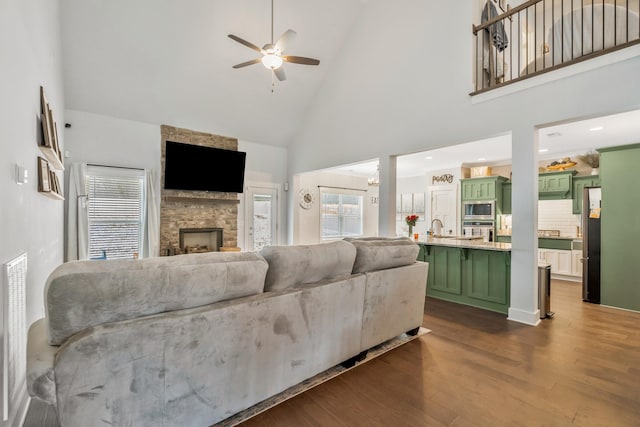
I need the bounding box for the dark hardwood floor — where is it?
[24,280,640,426]
[241,280,640,426]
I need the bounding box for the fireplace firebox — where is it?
[179,228,223,254]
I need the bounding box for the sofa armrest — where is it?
[27,318,57,405]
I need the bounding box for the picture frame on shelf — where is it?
[52,121,61,159]
[47,105,60,156]
[40,87,54,149]
[50,170,58,194]
[38,157,51,192]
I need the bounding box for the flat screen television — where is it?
[164,141,246,193]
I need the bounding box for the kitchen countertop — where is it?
[418,237,511,252]
[496,233,582,241]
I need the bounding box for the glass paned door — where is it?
[246,187,278,252]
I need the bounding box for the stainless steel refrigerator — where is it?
[582,187,601,303]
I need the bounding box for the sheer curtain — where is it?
[144,168,160,258]
[66,162,89,261]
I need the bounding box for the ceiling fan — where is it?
[227,0,320,83]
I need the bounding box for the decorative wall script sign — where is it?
[432,174,454,184]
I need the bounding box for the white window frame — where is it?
[85,165,146,260]
[320,187,364,240]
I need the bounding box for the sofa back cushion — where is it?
[345,237,419,273]
[260,240,356,291]
[45,252,268,345]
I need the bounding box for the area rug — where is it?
[214,327,431,426]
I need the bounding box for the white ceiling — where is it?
[60,0,640,161]
[328,109,640,178]
[60,0,366,146]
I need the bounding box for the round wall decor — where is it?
[299,188,315,209]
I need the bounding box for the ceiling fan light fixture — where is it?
[261,54,283,69]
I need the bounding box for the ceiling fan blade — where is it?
[232,59,262,69]
[274,67,286,81]
[275,29,297,52]
[282,55,320,66]
[228,34,264,54]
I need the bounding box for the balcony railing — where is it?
[472,0,640,95]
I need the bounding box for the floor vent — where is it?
[2,252,27,421]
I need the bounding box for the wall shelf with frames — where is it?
[37,156,64,200]
[37,86,64,200]
[39,86,64,171]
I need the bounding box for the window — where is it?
[320,190,364,239]
[86,166,145,260]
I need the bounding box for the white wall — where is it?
[287,1,640,325]
[293,171,379,244]
[63,110,288,254]
[0,0,64,424]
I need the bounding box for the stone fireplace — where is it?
[159,125,240,255]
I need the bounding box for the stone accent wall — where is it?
[160,125,240,254]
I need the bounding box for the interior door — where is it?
[245,187,278,252]
[429,186,458,235]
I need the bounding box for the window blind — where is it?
[86,166,145,260]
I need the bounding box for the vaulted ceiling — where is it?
[61,0,367,146]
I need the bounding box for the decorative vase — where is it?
[591,167,599,175]
[408,225,413,237]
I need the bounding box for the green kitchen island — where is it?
[418,238,511,314]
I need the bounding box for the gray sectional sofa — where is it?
[27,238,428,426]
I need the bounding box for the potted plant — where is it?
[577,151,600,175]
[405,214,419,237]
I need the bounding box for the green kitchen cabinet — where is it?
[538,171,576,200]
[422,245,462,295]
[572,175,600,214]
[417,243,426,262]
[463,249,510,306]
[599,144,640,311]
[501,182,512,214]
[421,244,510,314]
[461,176,507,201]
[538,238,572,251]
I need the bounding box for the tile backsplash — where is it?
[538,199,581,237]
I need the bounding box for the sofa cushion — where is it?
[345,237,419,273]
[260,240,356,291]
[26,319,57,406]
[45,252,268,345]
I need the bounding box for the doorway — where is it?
[428,185,458,235]
[245,186,278,252]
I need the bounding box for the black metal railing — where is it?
[472,0,640,94]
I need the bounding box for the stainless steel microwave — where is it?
[463,201,495,220]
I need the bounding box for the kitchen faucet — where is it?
[430,218,444,237]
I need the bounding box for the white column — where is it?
[378,155,397,237]
[508,127,540,326]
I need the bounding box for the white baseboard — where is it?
[507,307,541,326]
[601,304,640,314]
